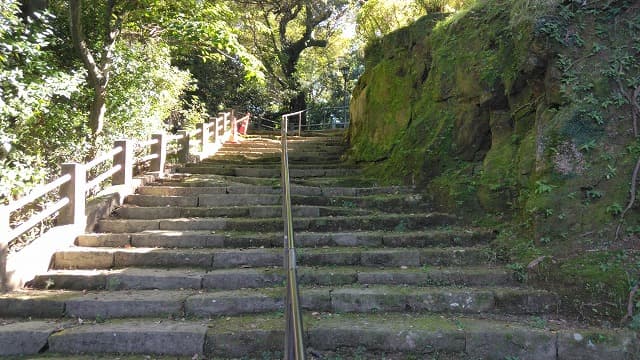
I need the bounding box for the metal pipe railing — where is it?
[280,110,306,360]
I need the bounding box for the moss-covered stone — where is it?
[348,0,640,319]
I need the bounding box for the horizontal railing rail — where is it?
[1,109,248,287]
[250,106,349,133]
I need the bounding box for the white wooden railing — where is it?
[0,110,248,291]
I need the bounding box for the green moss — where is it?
[545,250,640,318]
[348,0,640,321]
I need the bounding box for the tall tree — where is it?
[67,0,258,138]
[238,0,349,114]
[68,0,123,137]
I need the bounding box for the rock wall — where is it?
[348,0,640,317]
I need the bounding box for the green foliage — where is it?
[104,39,193,145]
[138,1,264,81]
[0,1,86,201]
[507,262,527,283]
[356,0,474,44]
[534,181,555,195]
[606,203,623,216]
[529,316,547,329]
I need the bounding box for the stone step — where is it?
[153,174,383,188]
[215,145,344,152]
[76,228,494,249]
[200,156,345,165]
[136,184,412,197]
[97,213,457,233]
[0,286,558,320]
[28,266,516,291]
[185,162,351,169]
[154,174,282,187]
[210,153,342,162]
[51,245,492,271]
[176,166,360,178]
[216,146,346,154]
[125,192,431,212]
[112,205,372,220]
[1,314,636,358]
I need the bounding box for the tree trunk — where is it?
[89,87,107,135]
[288,91,307,127]
[20,0,48,21]
[69,0,120,139]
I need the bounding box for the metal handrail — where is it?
[280,110,306,360]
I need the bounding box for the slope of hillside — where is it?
[348,0,640,324]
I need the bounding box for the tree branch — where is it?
[69,0,104,89]
[622,282,639,325]
[615,153,640,239]
[101,1,124,89]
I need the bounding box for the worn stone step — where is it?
[50,246,492,270]
[28,266,516,292]
[97,213,457,233]
[292,193,431,212]
[136,184,412,197]
[2,315,636,358]
[0,286,558,320]
[48,320,206,356]
[213,146,344,154]
[201,155,345,164]
[186,162,351,169]
[199,157,345,166]
[127,191,427,211]
[211,153,343,163]
[124,194,430,213]
[215,148,346,156]
[155,173,290,187]
[76,228,494,249]
[176,166,360,178]
[248,142,343,147]
[112,205,371,220]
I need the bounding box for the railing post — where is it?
[58,163,86,227]
[200,122,209,154]
[232,112,238,142]
[218,112,228,135]
[177,130,190,163]
[112,139,133,186]
[150,133,167,177]
[212,117,220,143]
[230,109,235,134]
[0,206,9,292]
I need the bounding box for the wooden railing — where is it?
[0,110,244,289]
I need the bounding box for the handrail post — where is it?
[230,109,235,134]
[0,207,9,292]
[0,207,9,239]
[150,133,167,177]
[58,163,86,227]
[211,118,218,143]
[298,113,302,137]
[200,122,209,154]
[232,112,238,142]
[112,139,133,186]
[218,112,229,135]
[177,130,190,163]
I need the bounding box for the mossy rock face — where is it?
[349,0,639,243]
[348,0,640,319]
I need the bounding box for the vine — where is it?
[614,82,640,240]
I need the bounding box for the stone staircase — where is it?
[1,131,637,359]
